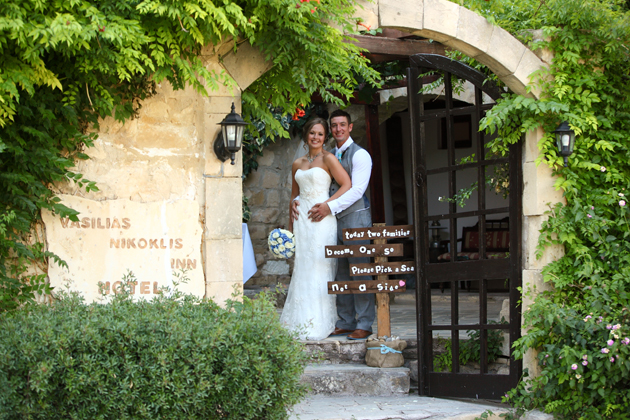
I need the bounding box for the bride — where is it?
[280,118,351,340]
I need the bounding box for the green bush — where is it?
[0,287,308,419]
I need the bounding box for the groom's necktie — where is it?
[336,150,343,163]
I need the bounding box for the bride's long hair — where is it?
[302,118,330,150]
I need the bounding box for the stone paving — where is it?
[289,394,509,420]
[295,289,511,341]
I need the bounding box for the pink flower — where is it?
[612,324,621,330]
[582,355,588,360]
[582,360,588,366]
[587,214,592,218]
[610,357,615,362]
[591,206,595,210]
[584,315,592,321]
[622,338,630,345]
[608,339,614,346]
[601,348,610,354]
[607,324,613,330]
[620,200,626,207]
[571,364,578,370]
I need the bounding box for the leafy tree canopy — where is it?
[0,0,378,310]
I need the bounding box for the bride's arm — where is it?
[288,160,301,232]
[324,154,351,203]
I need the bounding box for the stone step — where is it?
[301,364,410,396]
[304,338,419,365]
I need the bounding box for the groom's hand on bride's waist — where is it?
[291,199,300,222]
[308,203,331,222]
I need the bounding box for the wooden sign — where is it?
[349,261,415,276]
[325,244,403,258]
[343,225,413,241]
[328,279,407,295]
[324,223,416,338]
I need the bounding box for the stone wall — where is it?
[42,39,272,306]
[244,136,299,286]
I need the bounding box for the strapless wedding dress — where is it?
[280,167,337,340]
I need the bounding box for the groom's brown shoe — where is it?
[330,328,353,336]
[347,329,371,340]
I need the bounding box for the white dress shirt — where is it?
[327,137,372,215]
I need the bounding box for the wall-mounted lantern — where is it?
[554,121,576,167]
[213,102,248,165]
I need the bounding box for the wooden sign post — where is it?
[325,223,414,338]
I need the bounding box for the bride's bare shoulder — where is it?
[292,157,307,171]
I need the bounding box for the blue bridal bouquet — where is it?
[268,228,295,259]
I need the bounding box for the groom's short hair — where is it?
[329,109,351,125]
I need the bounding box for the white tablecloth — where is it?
[242,223,257,283]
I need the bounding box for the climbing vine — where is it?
[457,0,630,418]
[0,0,379,311]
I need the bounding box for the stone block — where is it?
[248,190,265,206]
[258,149,275,167]
[133,121,197,150]
[523,29,554,65]
[301,364,410,396]
[261,260,290,276]
[524,215,565,270]
[203,58,239,97]
[378,0,423,32]
[513,49,547,99]
[523,161,565,216]
[243,169,262,189]
[352,0,379,32]
[406,359,419,382]
[205,178,242,239]
[303,340,367,364]
[251,207,281,224]
[206,281,242,306]
[167,95,194,112]
[522,410,555,420]
[140,99,169,121]
[498,73,530,97]
[42,196,205,304]
[261,170,281,189]
[247,224,268,241]
[523,347,542,380]
[521,269,553,316]
[480,25,527,78]
[220,42,273,91]
[209,96,241,116]
[421,0,459,43]
[204,239,242,283]
[524,126,544,163]
[444,7,495,59]
[266,189,281,207]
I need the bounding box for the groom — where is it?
[298,109,375,340]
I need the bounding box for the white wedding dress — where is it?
[280,167,338,340]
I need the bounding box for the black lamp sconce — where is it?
[213,102,248,165]
[554,121,576,167]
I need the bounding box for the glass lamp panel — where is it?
[235,125,244,149]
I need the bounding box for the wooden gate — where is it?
[408,54,522,399]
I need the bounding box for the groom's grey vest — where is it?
[329,142,370,219]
